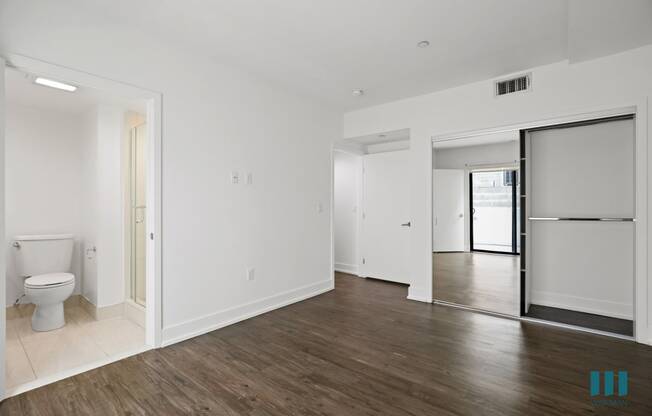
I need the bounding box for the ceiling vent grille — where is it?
[495,74,530,96]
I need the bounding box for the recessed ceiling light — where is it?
[34,77,77,92]
[352,89,364,97]
[417,40,430,48]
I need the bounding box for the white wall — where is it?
[81,105,126,308]
[0,0,339,345]
[344,45,652,342]
[333,151,361,274]
[80,107,99,305]
[434,141,518,251]
[5,103,85,304]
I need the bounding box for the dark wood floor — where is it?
[3,273,652,415]
[434,251,519,315]
[526,304,634,336]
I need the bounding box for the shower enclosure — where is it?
[129,123,147,306]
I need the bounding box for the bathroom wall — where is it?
[81,105,128,309]
[4,102,85,304]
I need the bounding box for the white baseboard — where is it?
[80,296,124,320]
[124,300,146,328]
[334,262,358,275]
[161,279,334,347]
[407,289,431,303]
[531,290,633,320]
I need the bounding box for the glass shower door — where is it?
[131,124,147,306]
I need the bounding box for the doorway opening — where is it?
[469,169,519,255]
[1,55,161,399]
[332,129,411,290]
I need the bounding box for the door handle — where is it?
[401,222,411,227]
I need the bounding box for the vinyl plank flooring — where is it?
[2,273,652,415]
[433,251,519,315]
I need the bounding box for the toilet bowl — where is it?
[24,273,75,332]
[13,234,76,332]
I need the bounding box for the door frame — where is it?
[0,53,163,398]
[431,101,648,345]
[469,169,519,255]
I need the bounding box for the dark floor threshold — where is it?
[525,304,633,337]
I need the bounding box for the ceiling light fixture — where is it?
[417,40,430,48]
[34,77,77,92]
[352,89,364,97]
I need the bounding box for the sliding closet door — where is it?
[526,118,635,321]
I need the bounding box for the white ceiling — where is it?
[15,0,652,111]
[5,68,147,115]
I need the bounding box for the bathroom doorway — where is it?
[0,55,162,399]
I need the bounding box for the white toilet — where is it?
[14,234,75,332]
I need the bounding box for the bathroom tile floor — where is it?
[5,303,145,390]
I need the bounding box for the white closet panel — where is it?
[527,117,635,320]
[530,221,634,319]
[530,120,634,218]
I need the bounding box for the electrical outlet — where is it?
[246,267,255,281]
[246,172,253,185]
[230,171,240,184]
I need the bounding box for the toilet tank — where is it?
[14,234,74,277]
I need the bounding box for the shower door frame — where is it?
[0,54,164,400]
[129,123,148,307]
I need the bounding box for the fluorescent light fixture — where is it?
[34,77,77,92]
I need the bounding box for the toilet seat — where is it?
[25,272,74,289]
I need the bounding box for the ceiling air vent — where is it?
[495,74,531,96]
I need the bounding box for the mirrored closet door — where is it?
[432,133,520,316]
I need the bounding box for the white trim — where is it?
[334,263,359,275]
[330,148,336,287]
[5,344,151,399]
[0,56,6,399]
[0,53,165,398]
[162,279,333,347]
[530,291,633,320]
[430,101,649,345]
[407,293,432,303]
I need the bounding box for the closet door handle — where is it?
[401,222,411,227]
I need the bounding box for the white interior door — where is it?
[433,169,465,252]
[361,150,410,284]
